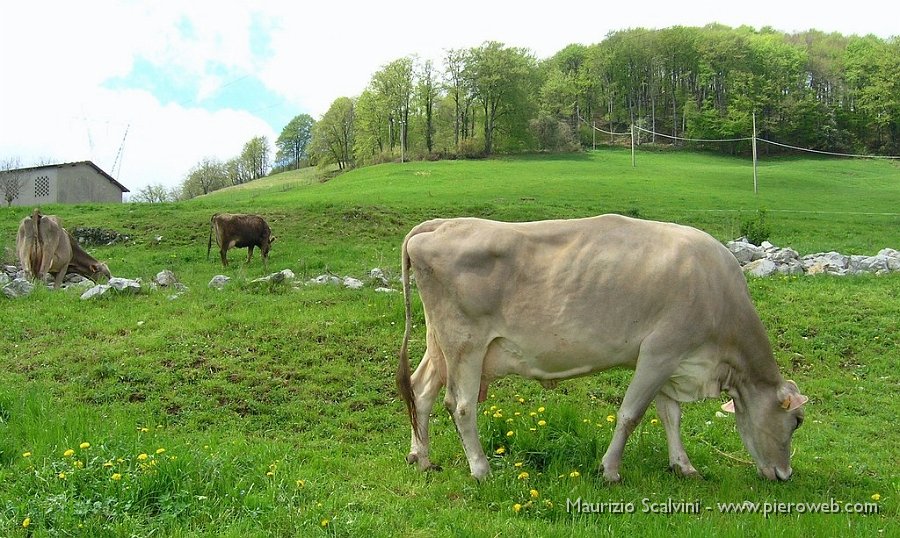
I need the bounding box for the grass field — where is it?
[0,148,897,536]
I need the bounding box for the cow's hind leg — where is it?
[407,346,444,472]
[444,349,490,480]
[601,337,677,482]
[655,392,699,478]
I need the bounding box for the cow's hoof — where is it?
[406,453,419,465]
[669,465,702,479]
[600,466,623,484]
[426,463,443,472]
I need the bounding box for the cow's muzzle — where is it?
[759,466,793,481]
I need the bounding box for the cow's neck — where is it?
[719,344,784,403]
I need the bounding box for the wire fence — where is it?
[578,115,900,160]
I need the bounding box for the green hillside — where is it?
[0,150,897,537]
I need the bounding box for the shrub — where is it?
[740,209,771,245]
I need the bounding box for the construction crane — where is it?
[111,124,129,178]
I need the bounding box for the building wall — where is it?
[9,168,59,207]
[57,163,123,203]
[9,163,124,206]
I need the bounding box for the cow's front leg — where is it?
[601,353,671,482]
[655,392,699,478]
[444,356,489,480]
[407,350,444,472]
[52,263,69,289]
[246,246,255,264]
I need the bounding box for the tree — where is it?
[466,42,539,154]
[275,114,315,171]
[311,97,355,170]
[224,157,250,186]
[417,58,438,153]
[132,183,178,203]
[180,157,228,199]
[241,136,271,181]
[1,157,27,207]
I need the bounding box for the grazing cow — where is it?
[396,214,807,482]
[207,213,276,268]
[16,208,112,288]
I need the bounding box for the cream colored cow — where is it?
[16,209,111,288]
[397,214,807,482]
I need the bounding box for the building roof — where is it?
[11,160,130,193]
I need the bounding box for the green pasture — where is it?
[0,148,897,536]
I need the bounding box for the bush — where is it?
[740,209,771,245]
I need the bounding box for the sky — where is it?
[1,1,896,197]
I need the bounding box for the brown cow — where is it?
[16,208,112,288]
[207,213,276,268]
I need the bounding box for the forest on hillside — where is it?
[170,25,897,200]
[302,25,898,168]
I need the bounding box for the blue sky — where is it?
[1,1,895,195]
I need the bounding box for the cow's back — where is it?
[406,214,760,377]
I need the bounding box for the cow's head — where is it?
[262,236,276,256]
[722,379,808,481]
[89,262,112,282]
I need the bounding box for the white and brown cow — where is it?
[16,208,112,288]
[396,214,807,482]
[207,213,276,268]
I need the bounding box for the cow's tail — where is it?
[396,220,444,445]
[397,227,419,441]
[28,208,43,277]
[206,214,216,260]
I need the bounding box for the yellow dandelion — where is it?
[296,479,306,488]
[569,470,581,478]
[156,448,166,455]
[74,460,84,469]
[137,453,149,461]
[537,420,547,427]
[22,517,31,528]
[139,427,149,433]
[514,462,524,468]
[493,412,503,418]
[513,503,522,513]
[871,493,881,501]
[537,406,545,413]
[58,472,67,479]
[266,471,274,477]
[517,471,529,480]
[22,451,32,458]
[79,442,90,449]
[606,415,616,423]
[63,449,75,457]
[321,519,329,527]
[103,461,114,468]
[111,473,122,481]
[650,418,659,425]
[530,489,539,499]
[529,427,537,432]
[518,397,525,403]
[495,446,506,455]
[506,431,515,437]
[490,405,497,411]
[529,411,537,417]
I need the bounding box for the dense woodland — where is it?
[170,25,899,200]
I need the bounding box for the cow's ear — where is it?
[777,380,809,411]
[721,399,735,414]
